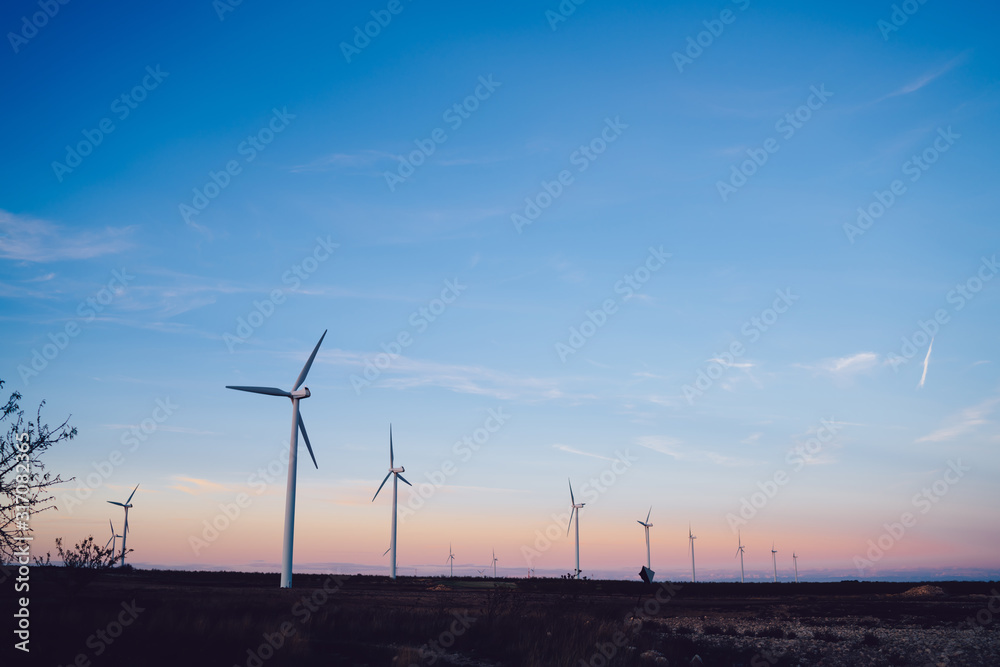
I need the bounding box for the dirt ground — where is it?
[12,569,1000,666]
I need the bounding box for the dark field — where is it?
[14,569,1000,666]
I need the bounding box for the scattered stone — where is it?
[900,585,946,597]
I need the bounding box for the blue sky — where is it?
[2,0,998,581]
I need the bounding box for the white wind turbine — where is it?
[637,507,653,571]
[226,330,326,589]
[688,524,697,583]
[567,479,585,579]
[771,542,779,583]
[372,425,412,580]
[105,520,123,562]
[447,543,455,578]
[107,484,138,567]
[492,549,499,578]
[793,552,799,583]
[735,531,746,583]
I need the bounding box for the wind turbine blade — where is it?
[383,546,391,557]
[645,507,652,524]
[106,536,114,549]
[637,520,645,526]
[566,507,576,536]
[126,483,139,505]
[226,386,291,398]
[372,472,392,501]
[397,473,412,487]
[389,424,394,468]
[568,478,575,505]
[292,330,327,391]
[108,501,125,507]
[298,414,318,469]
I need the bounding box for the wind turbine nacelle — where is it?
[391,466,405,474]
[291,387,311,399]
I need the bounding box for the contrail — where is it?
[918,336,934,388]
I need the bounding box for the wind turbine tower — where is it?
[793,552,799,583]
[492,549,498,578]
[107,484,138,567]
[688,524,697,583]
[567,479,585,579]
[226,330,326,588]
[735,531,746,583]
[637,507,653,571]
[372,425,412,580]
[447,543,455,578]
[771,542,779,583]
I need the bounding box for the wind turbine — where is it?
[372,425,412,580]
[793,552,799,583]
[105,520,122,562]
[446,543,455,578]
[771,542,778,583]
[567,479,585,579]
[107,484,138,567]
[688,524,697,583]
[637,507,653,571]
[492,549,498,578]
[735,531,746,583]
[226,330,326,589]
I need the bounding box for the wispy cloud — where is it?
[636,436,757,467]
[169,476,232,495]
[798,352,880,377]
[708,357,754,369]
[319,350,573,402]
[916,396,999,443]
[552,444,615,462]
[104,424,220,436]
[878,53,967,102]
[288,150,395,173]
[917,337,934,389]
[0,210,133,262]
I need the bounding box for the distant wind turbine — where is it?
[771,542,778,583]
[372,425,412,580]
[793,552,799,583]
[735,531,746,583]
[688,524,697,583]
[567,479,585,579]
[105,519,122,562]
[492,549,498,578]
[226,330,326,588]
[637,507,653,571]
[447,543,455,578]
[107,484,138,567]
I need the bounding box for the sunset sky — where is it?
[2,0,998,581]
